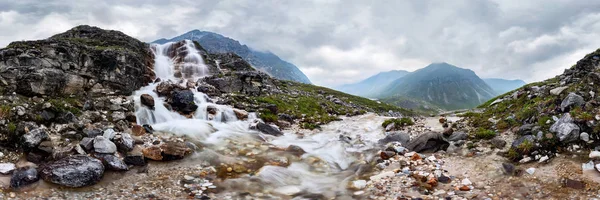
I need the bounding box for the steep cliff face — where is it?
[0,25,155,97]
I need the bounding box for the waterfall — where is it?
[130,40,386,198]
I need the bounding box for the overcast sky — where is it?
[2,0,600,87]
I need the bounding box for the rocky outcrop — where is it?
[0,25,154,97]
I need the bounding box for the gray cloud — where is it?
[1,0,600,87]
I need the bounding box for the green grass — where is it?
[0,105,10,120]
[250,81,413,125]
[7,122,16,133]
[47,98,82,116]
[382,117,414,129]
[474,128,496,140]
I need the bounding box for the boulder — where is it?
[113,133,134,152]
[285,145,306,157]
[550,86,568,95]
[83,128,103,138]
[124,146,146,166]
[160,141,192,160]
[252,122,283,136]
[40,155,104,188]
[233,109,249,120]
[142,146,163,161]
[93,154,128,171]
[140,94,155,109]
[93,136,117,154]
[156,82,175,96]
[22,128,48,149]
[447,132,468,142]
[560,93,584,112]
[170,90,198,115]
[405,132,449,153]
[550,113,580,143]
[511,135,536,149]
[378,132,410,146]
[79,137,94,152]
[10,167,39,189]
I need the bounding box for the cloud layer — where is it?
[2,0,600,87]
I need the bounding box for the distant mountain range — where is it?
[483,78,526,94]
[153,30,312,84]
[337,63,525,111]
[335,70,409,97]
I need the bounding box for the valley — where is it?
[0,23,598,200]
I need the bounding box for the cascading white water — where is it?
[131,40,388,198]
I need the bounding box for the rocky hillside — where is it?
[335,70,409,97]
[380,62,497,110]
[153,30,312,84]
[483,78,526,94]
[463,48,600,162]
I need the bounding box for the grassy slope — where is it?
[249,81,414,128]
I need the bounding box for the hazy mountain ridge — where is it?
[379,63,497,110]
[153,30,312,84]
[483,78,527,94]
[335,70,409,97]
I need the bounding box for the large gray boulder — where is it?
[10,167,39,188]
[550,113,580,143]
[560,93,584,112]
[170,90,198,115]
[93,136,117,154]
[40,155,104,187]
[22,128,48,149]
[405,132,449,153]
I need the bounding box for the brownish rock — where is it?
[459,185,470,191]
[131,125,146,136]
[233,109,249,120]
[160,141,192,160]
[564,179,585,189]
[140,94,155,109]
[380,151,396,160]
[411,153,422,161]
[442,127,454,136]
[427,177,438,187]
[439,117,446,124]
[142,146,163,161]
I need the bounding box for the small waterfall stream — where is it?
[131,40,387,198]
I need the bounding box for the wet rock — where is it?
[405,132,449,153]
[113,133,134,152]
[160,141,192,160]
[93,136,117,154]
[447,131,467,142]
[170,90,198,115]
[378,132,410,145]
[10,167,39,189]
[83,127,103,138]
[196,83,220,96]
[0,163,16,175]
[131,124,146,136]
[550,113,580,143]
[40,155,104,188]
[22,128,49,149]
[286,145,306,157]
[437,174,451,184]
[560,93,584,112]
[79,137,94,151]
[140,94,155,109]
[156,82,175,96]
[124,146,146,166]
[490,137,507,149]
[94,154,128,171]
[142,146,163,161]
[207,106,217,115]
[233,109,249,120]
[252,122,283,136]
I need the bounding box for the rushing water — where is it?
[132,40,389,198]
